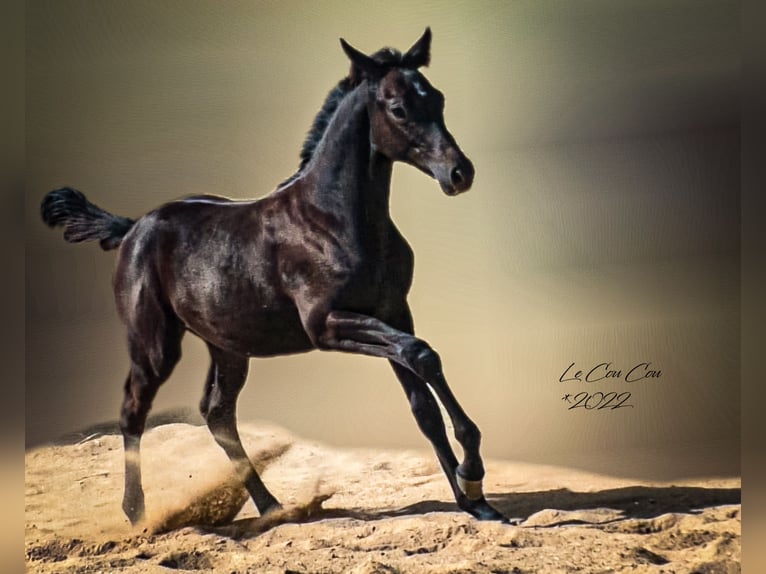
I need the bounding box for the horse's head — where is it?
[340,28,475,196]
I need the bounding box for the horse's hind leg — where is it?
[120,367,158,524]
[200,344,281,516]
[119,322,183,524]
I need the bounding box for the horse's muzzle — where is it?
[440,156,474,196]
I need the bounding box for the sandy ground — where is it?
[25,420,740,573]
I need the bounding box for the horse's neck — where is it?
[302,85,393,223]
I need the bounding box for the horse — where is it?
[40,28,508,524]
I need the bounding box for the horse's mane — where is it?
[278,47,412,188]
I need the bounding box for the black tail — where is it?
[40,187,136,251]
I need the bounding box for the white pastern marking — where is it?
[456,474,484,501]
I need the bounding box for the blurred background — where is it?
[26,0,739,479]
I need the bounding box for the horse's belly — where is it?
[177,298,314,357]
[237,311,315,357]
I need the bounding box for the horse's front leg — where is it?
[318,310,508,522]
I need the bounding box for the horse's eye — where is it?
[390,105,407,121]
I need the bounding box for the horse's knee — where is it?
[404,341,442,380]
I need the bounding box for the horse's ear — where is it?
[402,27,431,69]
[340,38,384,82]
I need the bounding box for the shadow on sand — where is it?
[212,484,740,539]
[394,485,740,522]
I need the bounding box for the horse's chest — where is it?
[337,232,414,312]
[278,218,414,317]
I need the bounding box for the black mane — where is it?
[278,47,411,188]
[297,78,354,172]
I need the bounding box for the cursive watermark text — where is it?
[559,361,662,384]
[558,361,662,411]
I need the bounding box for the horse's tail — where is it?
[40,187,136,251]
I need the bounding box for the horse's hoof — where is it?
[260,501,283,517]
[461,497,511,523]
[122,496,146,525]
[123,506,145,526]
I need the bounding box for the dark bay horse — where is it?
[41,28,507,524]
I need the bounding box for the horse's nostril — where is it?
[450,167,464,186]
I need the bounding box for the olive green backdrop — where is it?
[26,0,740,479]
